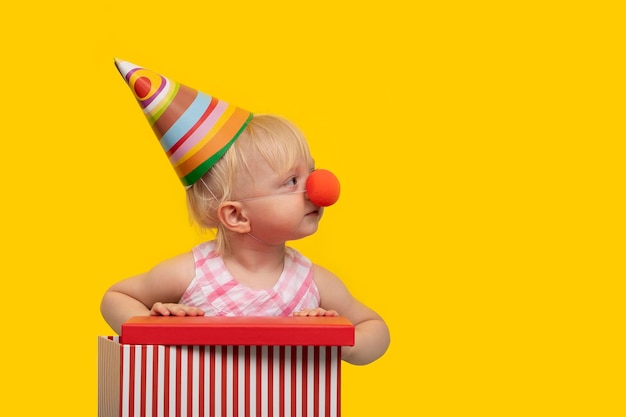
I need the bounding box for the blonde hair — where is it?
[186,114,313,254]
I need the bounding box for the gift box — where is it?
[98,316,354,417]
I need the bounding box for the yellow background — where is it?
[1,1,623,415]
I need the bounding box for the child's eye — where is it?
[285,177,298,187]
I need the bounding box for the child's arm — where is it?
[100,252,203,334]
[312,265,390,365]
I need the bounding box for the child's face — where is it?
[235,156,322,244]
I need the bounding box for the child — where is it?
[101,60,390,365]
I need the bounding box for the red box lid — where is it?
[121,316,355,346]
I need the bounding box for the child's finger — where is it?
[150,302,171,316]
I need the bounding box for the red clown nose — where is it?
[306,169,341,207]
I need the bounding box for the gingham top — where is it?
[179,241,320,316]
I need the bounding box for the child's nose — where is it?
[305,169,341,207]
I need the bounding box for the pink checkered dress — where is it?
[179,241,320,316]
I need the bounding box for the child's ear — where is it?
[217,202,250,233]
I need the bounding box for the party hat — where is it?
[114,59,253,187]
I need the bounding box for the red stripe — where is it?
[164,347,170,417]
[176,347,182,417]
[256,347,262,417]
[166,97,219,156]
[279,347,285,417]
[141,346,148,417]
[244,346,251,417]
[129,346,136,417]
[222,347,228,417]
[314,347,320,417]
[233,347,239,417]
[325,347,332,417]
[199,346,205,417]
[268,346,274,417]
[210,346,216,417]
[152,347,159,417]
[337,347,342,417]
[187,347,193,417]
[302,347,308,417]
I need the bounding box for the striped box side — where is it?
[118,344,342,417]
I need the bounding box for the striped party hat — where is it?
[114,59,253,188]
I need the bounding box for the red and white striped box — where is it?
[98,316,354,417]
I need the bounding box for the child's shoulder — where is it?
[191,240,219,260]
[147,249,196,282]
[311,263,341,286]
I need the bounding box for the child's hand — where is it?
[293,307,339,317]
[150,302,205,317]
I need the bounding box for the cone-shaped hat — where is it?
[115,59,253,188]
